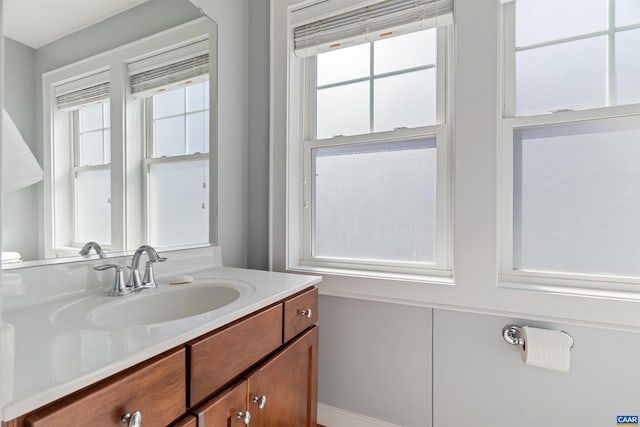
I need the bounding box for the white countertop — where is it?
[1,265,321,421]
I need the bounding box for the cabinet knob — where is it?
[236,410,251,425]
[253,394,267,410]
[299,308,312,319]
[121,411,142,427]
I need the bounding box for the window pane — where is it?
[513,117,640,277]
[616,0,640,27]
[154,116,185,156]
[80,104,104,132]
[103,103,110,128]
[615,29,640,105]
[317,44,370,86]
[104,130,111,164]
[187,112,208,154]
[317,81,370,139]
[76,169,111,244]
[515,0,607,47]
[373,69,436,132]
[515,36,606,115]
[374,29,436,75]
[314,139,436,263]
[154,88,185,118]
[187,82,206,112]
[148,160,209,247]
[79,130,104,166]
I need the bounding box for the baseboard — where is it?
[317,403,402,427]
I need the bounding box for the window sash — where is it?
[296,26,451,274]
[502,0,640,117]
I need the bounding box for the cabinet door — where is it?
[195,380,248,427]
[247,325,318,427]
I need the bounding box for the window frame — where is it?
[499,1,640,291]
[71,104,112,248]
[142,86,211,246]
[288,25,454,279]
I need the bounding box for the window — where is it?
[288,0,453,277]
[74,102,111,245]
[501,0,640,287]
[144,82,210,247]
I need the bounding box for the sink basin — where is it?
[52,281,251,328]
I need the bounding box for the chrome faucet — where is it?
[94,245,166,296]
[125,245,167,290]
[79,241,106,258]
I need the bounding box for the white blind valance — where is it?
[128,39,210,98]
[292,0,454,57]
[55,70,110,112]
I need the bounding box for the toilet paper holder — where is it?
[502,325,574,350]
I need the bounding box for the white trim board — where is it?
[318,404,403,427]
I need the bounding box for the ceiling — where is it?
[4,0,150,49]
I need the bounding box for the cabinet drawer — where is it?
[188,304,282,406]
[24,348,185,427]
[283,287,318,342]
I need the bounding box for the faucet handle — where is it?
[139,257,165,289]
[95,264,129,296]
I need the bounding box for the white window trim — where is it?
[499,1,640,292]
[286,22,454,281]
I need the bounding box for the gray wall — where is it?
[319,296,432,426]
[3,38,38,261]
[433,310,640,427]
[247,0,270,271]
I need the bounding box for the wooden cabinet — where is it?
[191,325,319,427]
[3,287,318,427]
[189,381,249,427]
[188,304,283,406]
[283,287,318,342]
[19,348,185,427]
[247,325,318,427]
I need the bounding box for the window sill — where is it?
[499,275,640,302]
[286,263,454,286]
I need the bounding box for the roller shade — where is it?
[55,71,110,112]
[128,39,210,98]
[292,0,454,57]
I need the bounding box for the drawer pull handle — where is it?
[236,410,251,425]
[299,308,312,319]
[253,394,267,409]
[121,411,142,427]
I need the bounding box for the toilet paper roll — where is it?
[521,326,571,372]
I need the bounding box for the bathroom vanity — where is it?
[1,247,320,427]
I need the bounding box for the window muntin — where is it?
[502,0,640,287]
[315,28,438,139]
[145,81,210,247]
[303,27,449,273]
[512,0,640,116]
